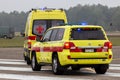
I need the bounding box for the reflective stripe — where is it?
[32,46,63,52]
[32,47,40,52]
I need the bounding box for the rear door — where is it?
[69,27,109,59]
[48,28,65,63]
[40,29,52,62]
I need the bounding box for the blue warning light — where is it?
[77,28,81,32]
[80,22,87,25]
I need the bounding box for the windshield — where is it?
[33,20,64,35]
[70,28,106,40]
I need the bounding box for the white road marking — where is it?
[109,67,120,70]
[0,59,120,79]
[0,73,91,80]
[102,72,120,77]
[0,59,25,65]
[0,61,26,65]
[0,66,32,72]
[110,64,120,67]
[0,59,24,62]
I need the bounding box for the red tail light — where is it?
[96,42,112,52]
[28,42,31,48]
[27,36,36,40]
[64,42,75,49]
[64,42,82,52]
[104,42,112,49]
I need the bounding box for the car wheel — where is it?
[31,54,41,71]
[71,65,80,71]
[23,53,27,61]
[94,64,109,74]
[4,35,7,39]
[26,57,31,65]
[52,54,64,75]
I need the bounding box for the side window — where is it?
[50,29,58,41]
[55,29,64,40]
[42,30,52,42]
[50,28,64,41]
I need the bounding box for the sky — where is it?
[0,0,120,12]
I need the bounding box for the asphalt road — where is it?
[0,47,120,80]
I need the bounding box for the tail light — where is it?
[26,36,36,49]
[64,42,82,52]
[104,42,112,49]
[28,42,31,48]
[27,36,36,40]
[103,41,112,52]
[64,42,75,49]
[96,42,112,52]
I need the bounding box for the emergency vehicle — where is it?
[23,8,67,65]
[31,25,113,75]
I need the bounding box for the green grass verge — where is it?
[0,37,24,48]
[108,36,120,46]
[0,36,119,48]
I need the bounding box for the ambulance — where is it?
[23,8,67,65]
[31,25,113,75]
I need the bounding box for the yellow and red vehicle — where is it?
[31,25,113,75]
[23,8,67,64]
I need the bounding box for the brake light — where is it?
[64,42,82,52]
[28,42,31,48]
[104,42,112,49]
[96,42,112,52]
[27,36,36,40]
[64,42,75,49]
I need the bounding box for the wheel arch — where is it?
[30,50,36,60]
[52,52,58,59]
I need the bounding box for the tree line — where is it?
[0,4,120,32]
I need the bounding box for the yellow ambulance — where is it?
[23,8,67,65]
[31,25,112,75]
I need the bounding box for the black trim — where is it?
[70,57,108,59]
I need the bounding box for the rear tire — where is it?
[94,64,109,74]
[31,54,41,71]
[52,54,65,75]
[23,53,27,61]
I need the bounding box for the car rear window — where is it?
[70,28,106,40]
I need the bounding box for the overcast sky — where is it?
[0,0,120,12]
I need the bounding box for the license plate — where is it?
[85,49,94,52]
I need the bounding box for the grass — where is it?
[108,36,120,46]
[0,36,119,48]
[0,37,24,48]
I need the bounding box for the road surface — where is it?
[0,47,120,80]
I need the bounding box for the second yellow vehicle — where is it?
[23,8,67,65]
[31,25,113,75]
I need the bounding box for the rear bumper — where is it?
[58,50,113,66]
[60,58,112,66]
